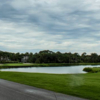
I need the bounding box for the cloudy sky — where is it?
[0,0,100,54]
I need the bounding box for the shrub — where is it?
[83,67,93,72]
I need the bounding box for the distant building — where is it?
[21,56,29,63]
[0,56,10,62]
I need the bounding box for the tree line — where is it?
[0,50,100,63]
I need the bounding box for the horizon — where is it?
[0,49,99,55]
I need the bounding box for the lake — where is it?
[1,65,100,74]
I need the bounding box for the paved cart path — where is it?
[0,79,88,100]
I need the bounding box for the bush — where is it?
[83,67,93,72]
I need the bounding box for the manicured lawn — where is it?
[0,63,100,69]
[0,72,100,100]
[3,63,34,66]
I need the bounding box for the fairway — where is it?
[0,63,100,69]
[0,72,100,100]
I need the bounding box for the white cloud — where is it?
[83,0,100,11]
[0,0,100,54]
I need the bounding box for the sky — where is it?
[0,0,100,54]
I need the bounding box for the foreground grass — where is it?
[0,72,100,100]
[0,63,100,69]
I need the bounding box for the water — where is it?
[1,65,100,74]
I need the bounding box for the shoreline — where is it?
[0,63,100,69]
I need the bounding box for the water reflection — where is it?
[1,65,100,74]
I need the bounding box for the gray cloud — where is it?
[0,0,100,54]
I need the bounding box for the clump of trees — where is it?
[0,50,100,63]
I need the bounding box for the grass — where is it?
[83,67,100,73]
[0,63,100,69]
[91,67,100,72]
[0,72,100,100]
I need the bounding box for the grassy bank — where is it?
[0,72,100,100]
[83,67,100,73]
[0,63,100,69]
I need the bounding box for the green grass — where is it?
[83,67,100,73]
[0,72,100,100]
[0,63,100,69]
[92,67,100,72]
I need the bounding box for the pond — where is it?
[1,65,100,74]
